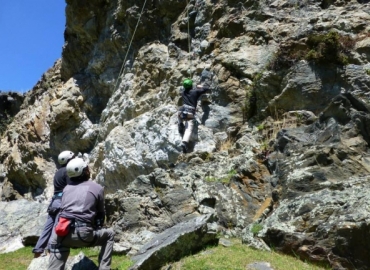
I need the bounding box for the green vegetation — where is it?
[205,169,237,184]
[256,111,301,156]
[199,151,213,162]
[216,137,235,152]
[243,73,263,122]
[251,223,263,235]
[154,186,163,197]
[294,111,304,126]
[221,169,237,184]
[220,176,230,185]
[0,247,33,270]
[269,30,355,71]
[257,123,265,131]
[305,30,354,65]
[0,239,332,270]
[167,238,330,270]
[259,139,270,153]
[366,69,370,76]
[0,246,133,270]
[205,176,217,182]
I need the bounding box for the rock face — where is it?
[253,95,370,269]
[2,0,370,269]
[0,92,24,119]
[0,92,24,138]
[0,200,47,253]
[27,252,98,270]
[130,214,218,270]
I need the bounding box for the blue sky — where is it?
[0,0,66,93]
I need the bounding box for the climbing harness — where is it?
[50,219,96,260]
[49,243,70,261]
[54,218,97,245]
[47,192,63,216]
[74,220,97,246]
[179,104,196,120]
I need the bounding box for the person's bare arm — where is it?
[196,84,211,94]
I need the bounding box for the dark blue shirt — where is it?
[53,167,71,193]
[181,86,210,109]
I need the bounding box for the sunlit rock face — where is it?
[3,0,370,269]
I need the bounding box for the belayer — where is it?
[48,157,115,270]
[178,78,211,153]
[32,150,75,258]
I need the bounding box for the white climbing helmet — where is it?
[66,158,88,178]
[58,151,75,165]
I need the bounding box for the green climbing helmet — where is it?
[183,78,193,89]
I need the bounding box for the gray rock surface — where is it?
[27,252,98,270]
[0,91,24,119]
[1,0,370,269]
[130,214,218,270]
[0,200,47,253]
[247,262,274,270]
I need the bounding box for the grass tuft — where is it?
[0,239,332,270]
[269,30,355,71]
[0,246,133,270]
[165,238,330,270]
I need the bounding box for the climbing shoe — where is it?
[178,122,185,137]
[33,251,47,258]
[181,142,188,154]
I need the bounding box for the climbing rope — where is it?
[186,0,192,78]
[112,0,148,95]
[93,0,148,149]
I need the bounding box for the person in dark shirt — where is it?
[48,158,115,270]
[178,78,211,153]
[32,150,75,258]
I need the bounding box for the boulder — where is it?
[27,252,98,270]
[130,214,218,270]
[0,200,47,253]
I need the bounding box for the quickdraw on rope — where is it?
[112,0,148,95]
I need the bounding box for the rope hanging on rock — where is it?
[186,0,192,78]
[112,0,148,94]
[94,0,148,149]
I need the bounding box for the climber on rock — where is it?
[32,150,75,258]
[178,78,211,153]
